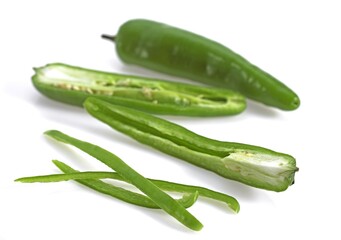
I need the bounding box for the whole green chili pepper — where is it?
[32,63,246,116]
[84,97,298,192]
[16,160,240,213]
[16,160,199,209]
[103,19,300,110]
[45,130,203,231]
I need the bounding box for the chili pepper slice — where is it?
[32,63,246,116]
[16,160,199,209]
[84,97,298,192]
[16,160,240,213]
[44,130,203,231]
[103,19,300,111]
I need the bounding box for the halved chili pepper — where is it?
[84,97,298,192]
[103,19,300,111]
[32,63,246,116]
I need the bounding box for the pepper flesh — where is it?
[84,97,298,192]
[106,19,300,110]
[45,130,203,231]
[32,63,246,116]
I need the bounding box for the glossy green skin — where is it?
[84,98,298,192]
[45,130,203,231]
[16,160,240,213]
[113,19,300,110]
[32,63,246,116]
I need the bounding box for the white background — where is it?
[1,0,340,239]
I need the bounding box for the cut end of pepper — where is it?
[229,198,241,213]
[44,130,72,145]
[189,220,204,231]
[44,129,60,137]
[222,150,298,192]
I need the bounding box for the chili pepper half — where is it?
[32,63,246,116]
[84,97,298,192]
[103,19,300,111]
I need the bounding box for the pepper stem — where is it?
[101,34,116,42]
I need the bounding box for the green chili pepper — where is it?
[44,130,203,231]
[16,160,239,213]
[32,63,245,116]
[84,97,298,192]
[16,160,199,209]
[102,19,300,110]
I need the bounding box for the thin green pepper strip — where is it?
[44,130,203,231]
[16,160,199,209]
[84,97,298,192]
[16,160,239,213]
[32,63,246,116]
